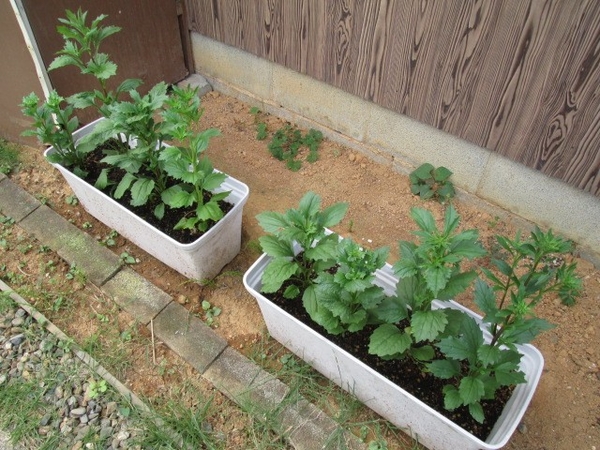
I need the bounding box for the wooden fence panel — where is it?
[186,0,600,197]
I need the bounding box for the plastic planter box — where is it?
[45,118,249,281]
[243,251,544,450]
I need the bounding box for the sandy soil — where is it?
[6,90,600,449]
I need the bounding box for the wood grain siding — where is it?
[186,0,600,196]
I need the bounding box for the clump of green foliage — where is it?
[48,8,142,117]
[257,191,348,304]
[0,140,20,175]
[409,163,455,202]
[249,107,269,140]
[249,107,324,171]
[369,205,486,362]
[427,226,581,423]
[267,124,323,171]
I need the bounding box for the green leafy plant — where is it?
[119,252,137,265]
[409,163,455,202]
[369,205,486,362]
[257,191,348,307]
[157,86,229,232]
[27,9,230,237]
[310,238,389,335]
[0,140,20,175]
[201,300,222,326]
[427,227,582,423]
[48,8,142,117]
[87,379,108,399]
[249,107,268,140]
[267,124,323,171]
[20,91,93,175]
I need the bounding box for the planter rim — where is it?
[243,249,545,449]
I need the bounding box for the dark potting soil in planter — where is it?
[267,288,514,441]
[74,145,234,244]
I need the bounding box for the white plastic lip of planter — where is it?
[45,118,250,280]
[243,251,544,450]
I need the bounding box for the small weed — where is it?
[200,300,221,326]
[57,337,74,353]
[347,219,354,233]
[100,230,118,247]
[120,329,133,342]
[35,194,50,205]
[65,263,87,283]
[250,106,269,140]
[82,333,102,354]
[119,252,137,265]
[87,379,108,399]
[82,221,93,229]
[65,195,79,206]
[38,245,51,253]
[0,290,15,313]
[488,215,501,229]
[0,215,15,226]
[52,295,68,312]
[17,243,33,254]
[409,162,455,202]
[267,124,323,171]
[0,139,20,175]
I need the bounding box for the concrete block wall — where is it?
[191,33,600,263]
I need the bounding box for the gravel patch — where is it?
[0,301,143,449]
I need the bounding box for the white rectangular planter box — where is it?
[243,252,544,450]
[45,118,249,281]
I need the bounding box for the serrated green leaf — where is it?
[304,238,338,261]
[469,402,485,424]
[411,345,435,361]
[423,265,452,296]
[298,191,321,217]
[369,324,412,358]
[283,284,300,299]
[411,309,448,342]
[259,235,295,258]
[371,296,408,323]
[474,278,499,321]
[203,172,227,191]
[437,271,478,300]
[320,202,349,227]
[197,201,223,222]
[256,211,289,234]
[411,208,436,233]
[174,216,198,231]
[114,173,136,199]
[130,178,154,206]
[442,385,462,410]
[261,258,298,293]
[94,168,109,190]
[161,185,194,208]
[477,344,501,366]
[427,359,461,379]
[459,376,485,405]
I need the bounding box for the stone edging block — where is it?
[151,302,228,374]
[101,267,172,325]
[18,204,121,286]
[0,177,41,222]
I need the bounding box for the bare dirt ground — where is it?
[6,90,600,449]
